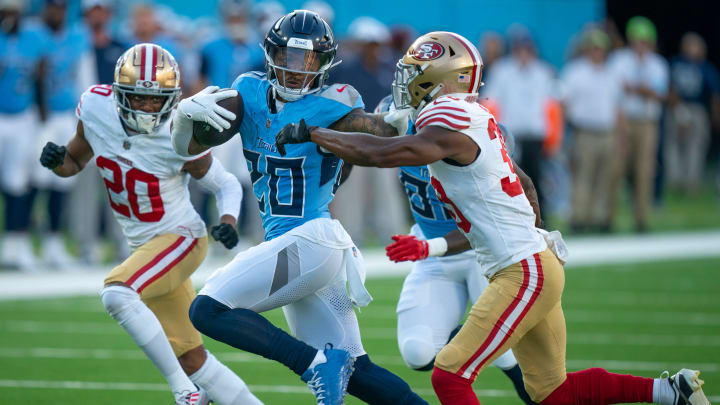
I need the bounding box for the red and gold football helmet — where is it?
[392,31,483,118]
[113,43,181,133]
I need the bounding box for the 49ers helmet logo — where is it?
[412,41,445,60]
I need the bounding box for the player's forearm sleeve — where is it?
[196,158,242,221]
[171,112,195,157]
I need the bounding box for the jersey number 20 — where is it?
[96,156,165,222]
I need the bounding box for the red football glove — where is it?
[385,234,429,262]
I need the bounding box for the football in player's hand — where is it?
[192,88,243,147]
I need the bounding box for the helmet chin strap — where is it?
[412,84,444,122]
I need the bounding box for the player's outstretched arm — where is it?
[183,154,242,249]
[276,120,475,167]
[513,161,543,228]
[330,108,410,138]
[40,120,94,177]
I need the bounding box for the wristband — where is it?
[426,237,448,257]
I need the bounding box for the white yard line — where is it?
[0,378,513,398]
[1,346,718,373]
[1,229,719,301]
[4,320,720,347]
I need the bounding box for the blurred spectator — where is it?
[333,16,393,110]
[388,24,416,59]
[128,5,181,67]
[194,0,263,92]
[192,0,265,251]
[330,17,408,245]
[68,0,129,264]
[0,0,46,270]
[252,1,285,38]
[29,0,95,267]
[302,1,334,28]
[83,0,125,84]
[479,31,505,75]
[665,32,720,194]
[608,16,668,232]
[483,25,555,213]
[559,27,623,233]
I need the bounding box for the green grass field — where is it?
[0,257,719,404]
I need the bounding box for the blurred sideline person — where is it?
[666,32,720,194]
[559,27,624,233]
[608,16,668,233]
[192,0,264,250]
[173,10,427,405]
[252,0,285,40]
[275,30,711,405]
[375,94,536,405]
[70,0,129,264]
[483,25,555,214]
[29,0,95,267]
[38,43,260,405]
[331,16,409,246]
[0,0,46,270]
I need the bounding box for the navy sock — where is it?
[189,295,317,376]
[347,354,428,405]
[412,323,465,372]
[502,364,536,404]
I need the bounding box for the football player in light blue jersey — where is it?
[375,94,536,404]
[28,0,96,267]
[171,10,426,405]
[0,0,48,270]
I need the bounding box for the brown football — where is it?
[192,88,244,147]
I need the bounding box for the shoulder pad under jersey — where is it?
[316,83,363,110]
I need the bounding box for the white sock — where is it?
[492,349,518,370]
[189,351,262,405]
[653,377,676,405]
[100,286,196,397]
[306,350,327,372]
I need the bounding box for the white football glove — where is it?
[178,85,238,131]
[172,86,238,156]
[383,105,412,136]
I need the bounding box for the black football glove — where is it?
[275,119,316,156]
[40,142,67,169]
[210,223,239,249]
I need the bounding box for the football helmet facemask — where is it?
[113,43,181,134]
[392,31,483,120]
[262,9,339,101]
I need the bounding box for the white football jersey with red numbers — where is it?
[418,93,547,276]
[76,84,207,249]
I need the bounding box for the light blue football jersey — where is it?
[0,24,47,113]
[376,94,515,240]
[233,72,364,240]
[42,24,91,112]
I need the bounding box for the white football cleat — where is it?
[175,389,210,405]
[664,369,710,405]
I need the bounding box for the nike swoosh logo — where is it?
[336,85,348,93]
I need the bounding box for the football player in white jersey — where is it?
[39,44,261,405]
[276,32,710,405]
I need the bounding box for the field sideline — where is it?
[0,254,719,404]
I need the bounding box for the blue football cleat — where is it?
[301,345,355,405]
